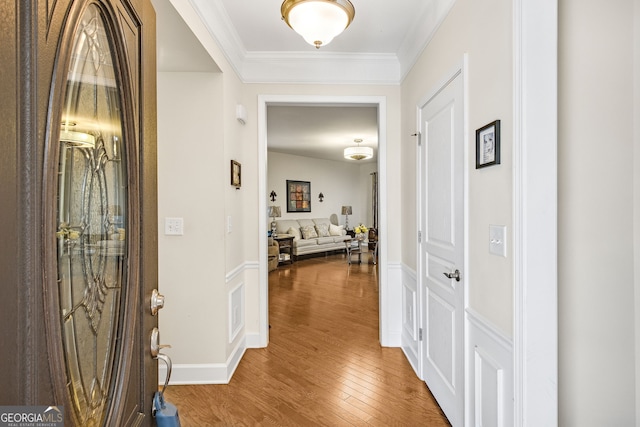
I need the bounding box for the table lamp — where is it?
[341,205,352,230]
[268,206,281,236]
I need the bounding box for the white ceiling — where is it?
[267,105,378,163]
[220,0,433,53]
[188,0,456,84]
[153,0,455,162]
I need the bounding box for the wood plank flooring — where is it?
[163,253,450,426]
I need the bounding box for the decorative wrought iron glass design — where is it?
[56,5,127,425]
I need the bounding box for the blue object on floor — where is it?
[153,353,181,426]
[153,391,180,427]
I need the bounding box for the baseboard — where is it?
[245,332,264,348]
[384,331,402,347]
[160,339,247,385]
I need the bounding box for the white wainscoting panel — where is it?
[466,308,513,427]
[229,281,245,343]
[401,266,420,376]
[242,261,265,348]
[159,263,254,385]
[382,262,403,347]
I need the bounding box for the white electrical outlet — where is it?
[489,224,507,257]
[165,217,184,235]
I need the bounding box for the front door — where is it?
[418,69,465,426]
[0,0,158,425]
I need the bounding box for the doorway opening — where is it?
[257,95,389,347]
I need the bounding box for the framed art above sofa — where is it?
[287,180,311,212]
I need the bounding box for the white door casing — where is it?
[257,95,389,347]
[418,67,466,427]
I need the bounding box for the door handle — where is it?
[150,327,172,358]
[155,353,172,397]
[151,289,165,316]
[443,269,461,282]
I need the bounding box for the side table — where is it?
[273,234,294,265]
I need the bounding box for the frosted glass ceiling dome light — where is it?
[344,138,373,160]
[60,129,96,148]
[281,0,355,49]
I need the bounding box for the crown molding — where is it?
[241,52,401,85]
[397,0,457,81]
[188,0,455,85]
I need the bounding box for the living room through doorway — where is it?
[258,95,389,346]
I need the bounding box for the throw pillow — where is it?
[315,223,330,237]
[301,225,318,239]
[287,227,302,240]
[329,223,345,236]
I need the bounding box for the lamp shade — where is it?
[344,145,373,160]
[268,206,282,218]
[341,205,352,215]
[281,0,355,49]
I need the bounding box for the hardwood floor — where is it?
[164,253,450,426]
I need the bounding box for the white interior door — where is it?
[418,70,465,426]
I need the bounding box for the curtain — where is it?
[371,172,378,229]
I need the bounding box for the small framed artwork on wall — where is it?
[231,160,241,189]
[476,120,501,169]
[286,180,311,212]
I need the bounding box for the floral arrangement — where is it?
[354,224,368,235]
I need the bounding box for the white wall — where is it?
[157,0,251,382]
[635,2,640,423]
[399,1,515,424]
[267,151,375,227]
[157,1,402,379]
[559,0,638,424]
[157,3,639,424]
[401,0,513,336]
[157,72,227,364]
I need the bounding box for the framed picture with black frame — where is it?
[476,120,501,169]
[286,180,311,212]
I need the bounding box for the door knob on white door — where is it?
[443,269,461,282]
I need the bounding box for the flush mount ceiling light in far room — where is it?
[281,0,355,49]
[344,138,373,161]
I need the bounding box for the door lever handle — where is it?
[150,327,172,358]
[155,353,172,397]
[443,269,461,282]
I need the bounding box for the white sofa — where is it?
[274,218,350,258]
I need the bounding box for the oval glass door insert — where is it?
[56,4,128,425]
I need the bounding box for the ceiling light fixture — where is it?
[281,0,355,49]
[344,138,373,161]
[60,129,95,148]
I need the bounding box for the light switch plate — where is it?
[489,225,507,257]
[165,217,184,235]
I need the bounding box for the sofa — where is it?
[274,218,350,258]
